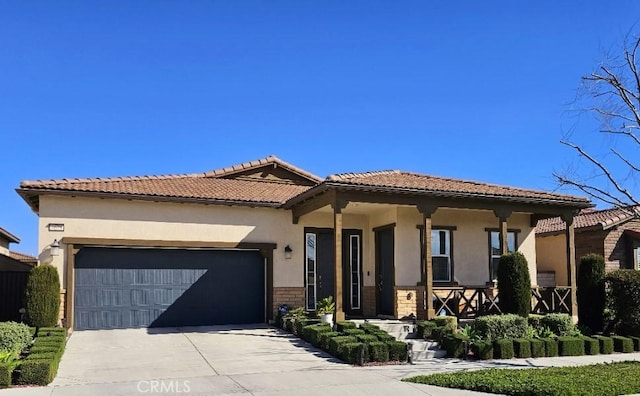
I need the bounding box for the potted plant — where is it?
[316,296,335,325]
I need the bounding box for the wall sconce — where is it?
[284,245,292,259]
[50,239,60,257]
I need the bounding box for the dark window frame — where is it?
[485,228,521,282]
[417,225,457,285]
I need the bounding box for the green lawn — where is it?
[403,361,640,396]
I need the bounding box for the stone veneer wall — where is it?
[395,286,426,320]
[272,287,305,317]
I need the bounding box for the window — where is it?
[489,230,517,281]
[349,234,361,310]
[419,226,455,283]
[305,233,317,311]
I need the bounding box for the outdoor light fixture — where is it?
[284,245,293,259]
[50,239,60,257]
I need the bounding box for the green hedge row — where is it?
[15,330,67,386]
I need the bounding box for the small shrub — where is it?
[594,335,614,354]
[577,254,606,333]
[612,335,634,353]
[417,321,437,339]
[367,341,389,362]
[442,334,469,358]
[336,321,357,332]
[606,270,640,335]
[527,314,543,329]
[497,252,531,317]
[359,323,381,333]
[493,339,514,359]
[542,338,559,357]
[356,334,379,344]
[284,317,295,333]
[431,326,454,343]
[471,340,493,360]
[37,327,66,337]
[513,338,531,358]
[0,362,12,388]
[540,313,577,336]
[342,328,365,336]
[0,322,32,355]
[340,342,364,365]
[558,337,585,356]
[630,336,640,351]
[386,341,408,362]
[328,336,357,357]
[294,318,318,336]
[529,338,545,358]
[16,357,59,386]
[474,314,527,341]
[434,316,458,331]
[582,336,600,355]
[302,324,332,347]
[28,346,60,356]
[319,331,341,351]
[372,331,396,342]
[25,265,61,328]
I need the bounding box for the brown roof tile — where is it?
[326,170,590,204]
[0,227,20,243]
[9,251,37,265]
[536,206,640,234]
[204,155,322,182]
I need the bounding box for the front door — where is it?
[304,228,363,315]
[375,226,395,316]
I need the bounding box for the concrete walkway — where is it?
[3,326,640,395]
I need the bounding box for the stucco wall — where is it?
[536,234,567,286]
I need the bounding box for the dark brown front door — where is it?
[375,226,395,316]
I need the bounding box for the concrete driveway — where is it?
[4,324,478,396]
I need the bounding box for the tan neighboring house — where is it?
[0,226,36,322]
[0,226,37,271]
[537,206,640,283]
[16,156,591,331]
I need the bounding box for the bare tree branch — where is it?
[611,148,640,172]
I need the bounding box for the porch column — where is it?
[494,209,512,255]
[333,199,348,322]
[562,211,579,322]
[418,203,438,320]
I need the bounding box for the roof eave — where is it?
[0,226,20,244]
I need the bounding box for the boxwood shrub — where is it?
[302,324,332,347]
[630,336,640,351]
[37,327,66,337]
[475,314,527,341]
[417,321,437,339]
[328,336,357,357]
[17,358,59,386]
[336,321,357,332]
[0,322,32,355]
[319,331,341,351]
[540,313,576,336]
[340,342,364,365]
[612,335,634,353]
[542,338,558,357]
[25,264,61,328]
[431,326,454,343]
[583,336,600,355]
[367,341,389,362]
[342,328,365,337]
[530,338,545,358]
[359,323,381,334]
[497,252,531,317]
[386,341,408,362]
[493,339,514,359]
[594,335,614,354]
[558,337,585,356]
[356,334,379,344]
[0,362,12,388]
[442,334,469,358]
[373,331,396,342]
[513,338,531,358]
[295,318,319,336]
[471,340,493,360]
[606,270,640,335]
[577,254,606,333]
[434,316,458,331]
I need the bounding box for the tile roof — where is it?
[536,206,640,235]
[325,170,590,205]
[204,155,322,182]
[9,251,37,265]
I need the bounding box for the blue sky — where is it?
[1,1,639,255]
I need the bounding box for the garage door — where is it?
[74,247,265,330]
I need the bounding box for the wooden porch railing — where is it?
[431,286,573,319]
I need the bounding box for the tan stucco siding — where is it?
[536,234,567,286]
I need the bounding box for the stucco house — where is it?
[0,226,37,322]
[17,156,591,331]
[537,206,640,283]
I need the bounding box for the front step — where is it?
[407,339,447,360]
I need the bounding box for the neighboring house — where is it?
[0,226,37,322]
[17,156,591,331]
[536,206,640,284]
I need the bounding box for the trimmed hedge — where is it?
[630,336,640,351]
[530,338,545,358]
[373,331,396,342]
[513,338,531,358]
[37,327,66,337]
[583,336,600,355]
[434,316,458,331]
[302,324,332,347]
[319,331,341,351]
[295,318,319,336]
[17,358,59,386]
[0,363,12,388]
[540,313,576,337]
[577,254,606,333]
[25,264,61,328]
[356,334,379,344]
[471,340,493,360]
[417,321,437,339]
[594,335,614,354]
[442,334,469,358]
[336,321,357,332]
[367,341,389,362]
[475,314,527,341]
[493,339,514,359]
[342,328,365,337]
[359,323,381,334]
[542,338,558,357]
[0,322,32,355]
[606,270,640,335]
[328,336,357,357]
[387,341,408,362]
[612,336,634,353]
[340,342,364,365]
[497,252,531,317]
[431,326,454,343]
[558,337,585,356]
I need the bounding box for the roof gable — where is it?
[536,206,640,235]
[204,155,321,186]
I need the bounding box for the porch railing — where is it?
[431,286,572,319]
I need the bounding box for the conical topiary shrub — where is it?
[25,264,61,328]
[497,252,531,317]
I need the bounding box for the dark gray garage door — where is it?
[74,247,265,330]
